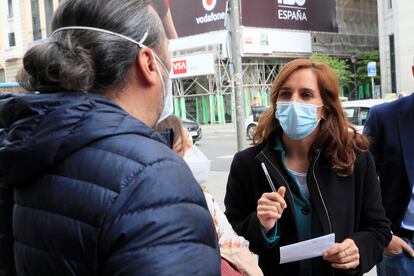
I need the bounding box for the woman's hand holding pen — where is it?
[257,187,287,232]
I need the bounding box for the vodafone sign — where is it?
[202,0,217,11]
[169,0,226,37]
[171,53,215,79]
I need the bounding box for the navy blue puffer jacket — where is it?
[0,92,220,275]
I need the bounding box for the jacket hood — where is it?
[0,92,169,188]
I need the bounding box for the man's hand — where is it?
[323,239,360,270]
[257,187,287,232]
[384,235,414,257]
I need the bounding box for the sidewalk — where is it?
[204,171,229,210]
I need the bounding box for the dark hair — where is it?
[153,115,184,146]
[254,59,369,176]
[17,0,162,94]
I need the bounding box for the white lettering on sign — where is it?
[278,0,306,7]
[278,9,307,21]
[277,0,308,22]
[196,11,226,24]
[172,60,187,75]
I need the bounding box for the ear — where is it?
[136,47,159,86]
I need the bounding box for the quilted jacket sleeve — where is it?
[99,158,220,276]
[0,187,16,276]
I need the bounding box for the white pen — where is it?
[261,162,277,192]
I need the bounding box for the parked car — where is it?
[341,99,390,133]
[183,118,202,144]
[245,106,268,140]
[245,115,256,140]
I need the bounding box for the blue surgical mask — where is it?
[50,26,174,124]
[275,101,323,140]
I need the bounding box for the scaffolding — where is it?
[313,0,378,57]
[172,0,379,125]
[172,52,285,124]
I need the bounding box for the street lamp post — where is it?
[228,0,245,151]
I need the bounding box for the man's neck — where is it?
[106,85,155,127]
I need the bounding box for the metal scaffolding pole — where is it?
[229,0,245,151]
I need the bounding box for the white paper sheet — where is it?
[279,233,335,264]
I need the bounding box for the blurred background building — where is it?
[2,0,407,124]
[377,0,414,97]
[0,0,60,92]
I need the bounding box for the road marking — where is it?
[205,134,236,139]
[216,155,234,159]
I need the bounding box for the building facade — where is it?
[378,0,414,96]
[0,0,383,125]
[0,0,60,83]
[169,0,380,124]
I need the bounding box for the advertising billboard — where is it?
[241,0,338,33]
[152,0,227,39]
[152,0,337,39]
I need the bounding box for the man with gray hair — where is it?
[364,57,414,275]
[0,0,220,275]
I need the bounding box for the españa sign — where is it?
[241,0,338,33]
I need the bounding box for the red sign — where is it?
[172,60,188,75]
[244,37,253,44]
[202,0,217,11]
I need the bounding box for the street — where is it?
[200,123,377,276]
[199,123,245,210]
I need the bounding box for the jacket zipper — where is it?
[262,150,333,234]
[311,150,335,276]
[312,150,333,234]
[262,149,335,275]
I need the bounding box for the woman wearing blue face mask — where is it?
[224,59,391,276]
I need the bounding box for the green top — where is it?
[260,137,313,276]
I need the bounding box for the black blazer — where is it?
[364,93,414,233]
[224,138,391,276]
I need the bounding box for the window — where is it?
[44,0,54,36]
[8,0,14,17]
[358,108,370,126]
[8,33,16,47]
[344,107,356,125]
[0,69,5,83]
[31,0,42,40]
[389,34,397,93]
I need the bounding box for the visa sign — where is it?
[172,60,188,75]
[171,53,215,79]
